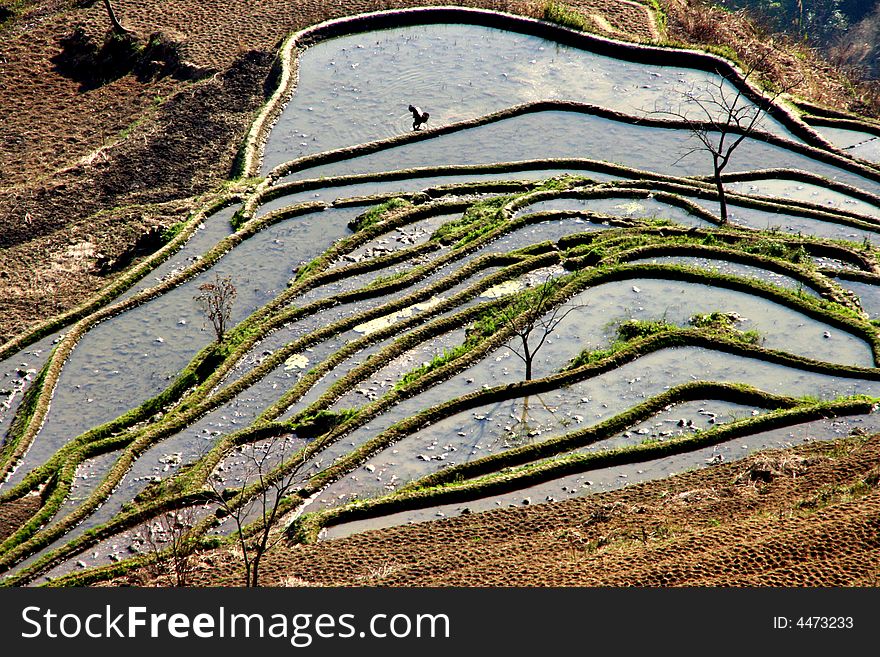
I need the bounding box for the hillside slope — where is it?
[2,0,880,588]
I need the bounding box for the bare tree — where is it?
[487,276,585,443]
[100,0,131,35]
[209,436,307,587]
[491,276,582,381]
[137,507,198,587]
[194,274,237,343]
[656,65,783,224]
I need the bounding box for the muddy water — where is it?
[833,277,880,319]
[307,264,566,415]
[285,335,401,417]
[323,276,876,456]
[36,500,221,585]
[688,196,880,246]
[280,265,564,420]
[525,277,873,372]
[313,343,880,509]
[331,327,470,412]
[217,213,578,395]
[322,409,880,540]
[0,208,237,486]
[121,205,240,300]
[18,342,879,580]
[726,179,880,219]
[19,274,866,566]
[222,253,505,399]
[813,257,863,272]
[285,111,880,199]
[53,451,120,519]
[268,168,624,209]
[3,206,359,488]
[262,23,796,172]
[330,212,462,268]
[216,278,411,390]
[732,208,880,246]
[626,255,821,297]
[295,214,606,321]
[0,333,60,476]
[814,125,880,164]
[569,399,766,454]
[18,259,527,547]
[314,398,766,509]
[492,216,610,251]
[514,195,711,227]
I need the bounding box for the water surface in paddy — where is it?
[20,257,548,546]
[833,277,880,319]
[569,398,766,454]
[263,23,795,172]
[313,343,880,508]
[726,179,880,219]
[331,212,461,268]
[626,255,821,297]
[313,397,766,509]
[294,214,607,317]
[313,286,878,496]
[513,195,711,227]
[324,276,876,430]
[525,277,872,372]
[17,341,879,580]
[813,125,880,164]
[321,409,880,540]
[121,205,239,301]
[689,197,880,246]
[3,206,359,488]
[286,111,880,199]
[0,333,60,470]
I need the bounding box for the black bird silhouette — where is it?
[408,104,429,131]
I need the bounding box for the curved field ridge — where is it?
[240,6,839,178]
[2,8,880,586]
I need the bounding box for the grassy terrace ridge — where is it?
[4,175,880,582]
[5,5,880,586]
[291,396,876,543]
[262,98,880,187]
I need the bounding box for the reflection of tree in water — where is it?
[506,392,573,447]
[480,275,588,446]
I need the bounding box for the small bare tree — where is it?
[655,64,785,224]
[194,274,237,343]
[491,276,583,381]
[209,436,307,587]
[489,276,585,443]
[137,506,198,587]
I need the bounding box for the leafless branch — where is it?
[208,435,308,587]
[492,275,585,381]
[137,506,198,587]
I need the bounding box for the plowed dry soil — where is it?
[113,433,880,586]
[1,0,657,342]
[3,0,880,587]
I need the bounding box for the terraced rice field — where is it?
[3,8,880,585]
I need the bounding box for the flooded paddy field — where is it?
[4,13,880,585]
